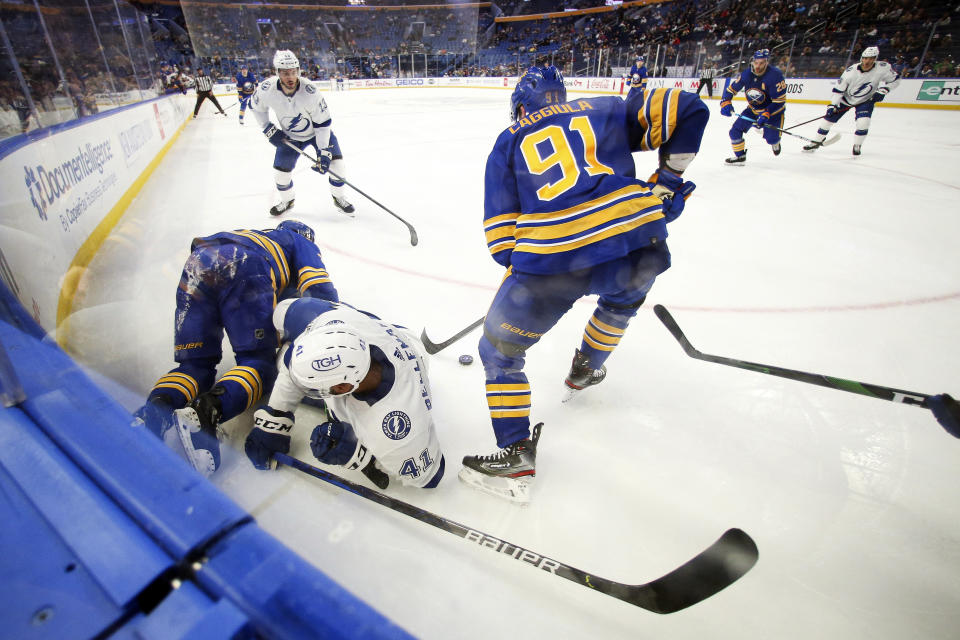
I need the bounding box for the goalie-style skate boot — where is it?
[852,144,862,156]
[724,151,746,165]
[166,390,224,478]
[332,195,356,217]
[459,422,543,504]
[562,348,607,403]
[772,143,781,156]
[270,198,295,217]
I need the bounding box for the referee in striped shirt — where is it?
[192,68,227,118]
[697,63,717,98]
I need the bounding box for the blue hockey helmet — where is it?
[636,55,644,62]
[753,48,771,60]
[277,219,315,243]
[510,65,566,122]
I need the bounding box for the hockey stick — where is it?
[273,452,759,613]
[420,316,485,355]
[653,305,960,438]
[282,140,418,246]
[737,113,839,147]
[783,114,824,131]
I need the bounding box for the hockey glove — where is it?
[928,393,960,439]
[825,104,840,117]
[719,100,734,117]
[649,168,696,223]
[245,407,294,470]
[312,147,333,174]
[754,111,770,129]
[310,420,360,466]
[871,89,888,103]
[132,397,176,439]
[262,123,290,148]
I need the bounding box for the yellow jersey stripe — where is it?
[486,383,529,393]
[585,324,621,346]
[155,381,197,402]
[519,184,650,223]
[490,408,530,418]
[487,395,532,408]
[583,334,617,351]
[589,316,625,336]
[157,372,200,396]
[233,230,290,291]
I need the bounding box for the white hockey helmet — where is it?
[861,46,880,60]
[273,49,300,71]
[288,326,371,399]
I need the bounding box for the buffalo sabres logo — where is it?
[283,113,311,134]
[745,88,767,106]
[24,166,46,220]
[382,410,411,440]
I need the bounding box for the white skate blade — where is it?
[458,467,531,504]
[167,408,217,477]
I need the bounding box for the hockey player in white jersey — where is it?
[244,297,445,489]
[803,46,901,156]
[251,49,355,217]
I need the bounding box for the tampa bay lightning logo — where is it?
[852,82,873,98]
[382,410,411,440]
[283,113,311,134]
[745,88,767,106]
[24,166,46,220]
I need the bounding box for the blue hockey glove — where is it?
[311,147,333,174]
[825,104,840,117]
[649,168,696,223]
[262,123,290,148]
[310,420,359,466]
[245,407,294,470]
[871,89,887,103]
[132,397,176,438]
[755,111,770,128]
[720,100,734,117]
[928,393,960,439]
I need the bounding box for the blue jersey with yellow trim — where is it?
[628,63,648,89]
[236,70,257,95]
[191,228,337,301]
[722,65,786,115]
[484,92,705,275]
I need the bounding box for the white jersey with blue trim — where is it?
[268,299,443,488]
[832,61,901,107]
[250,76,332,145]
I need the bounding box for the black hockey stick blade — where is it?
[420,316,484,355]
[274,452,758,613]
[653,304,960,438]
[282,140,418,245]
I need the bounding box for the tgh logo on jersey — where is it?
[312,354,342,371]
[283,113,311,134]
[382,410,412,440]
[24,166,46,220]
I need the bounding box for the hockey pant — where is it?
[237,93,253,119]
[729,108,784,156]
[479,242,671,447]
[817,101,874,146]
[193,91,224,116]
[272,132,346,203]
[147,243,280,420]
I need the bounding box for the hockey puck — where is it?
[458,354,474,366]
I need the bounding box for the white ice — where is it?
[66,88,960,639]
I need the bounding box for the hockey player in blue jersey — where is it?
[459,66,709,503]
[235,64,257,125]
[133,220,338,477]
[627,55,648,96]
[720,49,787,164]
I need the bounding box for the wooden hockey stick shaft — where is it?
[282,140,418,246]
[274,452,758,613]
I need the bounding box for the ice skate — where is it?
[561,348,607,402]
[772,143,781,156]
[270,198,295,217]
[165,407,222,477]
[802,141,821,152]
[332,195,356,217]
[725,152,746,166]
[852,144,862,156]
[459,423,542,504]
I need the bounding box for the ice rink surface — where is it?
[66,87,960,639]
